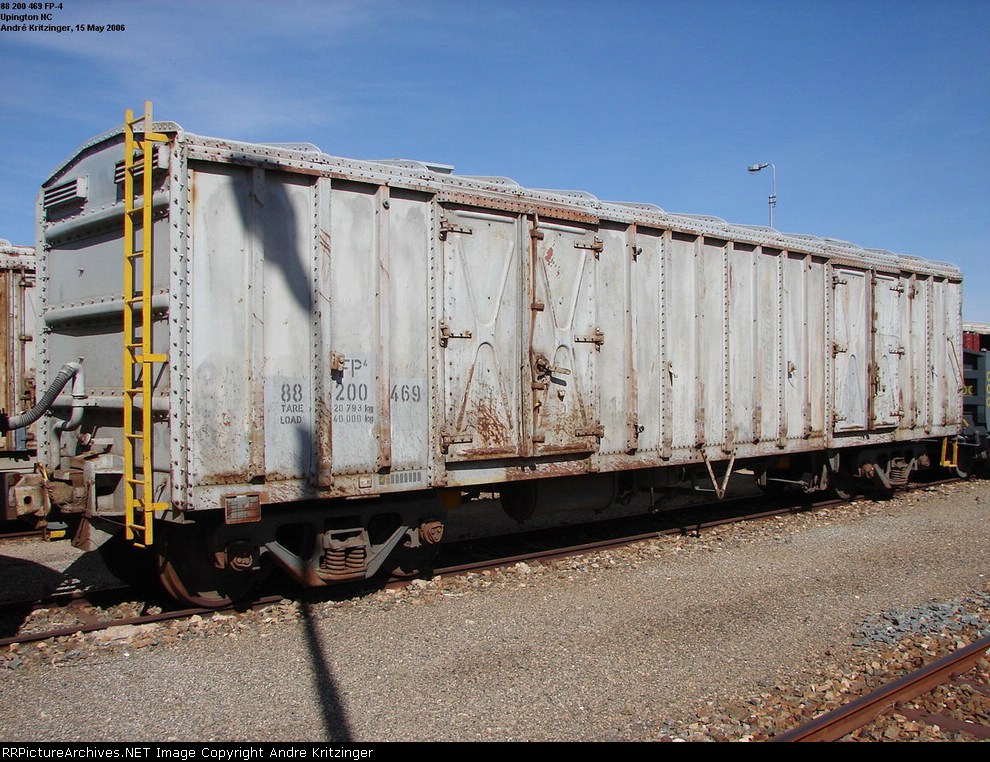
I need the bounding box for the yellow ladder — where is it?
[122,102,169,548]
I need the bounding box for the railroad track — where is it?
[0,523,42,542]
[0,488,833,646]
[774,636,990,741]
[0,480,963,648]
[0,592,288,648]
[1,477,985,743]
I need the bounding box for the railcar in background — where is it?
[10,106,966,605]
[961,322,990,474]
[0,240,38,527]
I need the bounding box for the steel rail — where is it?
[0,594,287,648]
[428,506,802,579]
[772,636,990,742]
[0,529,43,542]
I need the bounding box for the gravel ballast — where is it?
[1,480,988,742]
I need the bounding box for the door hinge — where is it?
[575,328,605,346]
[575,424,605,438]
[439,218,472,241]
[440,432,473,452]
[439,321,472,347]
[574,237,604,257]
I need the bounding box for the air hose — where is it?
[0,361,84,432]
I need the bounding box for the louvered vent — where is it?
[43,177,88,210]
[114,145,166,184]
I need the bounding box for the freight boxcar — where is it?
[963,322,990,352]
[16,108,964,604]
[961,322,990,473]
[0,240,38,524]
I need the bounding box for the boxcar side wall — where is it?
[183,141,964,509]
[38,129,964,521]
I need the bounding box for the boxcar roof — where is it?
[45,122,962,280]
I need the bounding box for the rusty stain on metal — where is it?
[471,396,511,454]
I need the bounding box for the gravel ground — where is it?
[0,479,988,742]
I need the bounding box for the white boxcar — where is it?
[30,118,963,603]
[0,239,37,521]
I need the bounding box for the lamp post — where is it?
[747,162,776,228]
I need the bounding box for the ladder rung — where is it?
[127,497,167,506]
[140,502,167,511]
[128,130,168,141]
[124,432,143,440]
[137,354,168,363]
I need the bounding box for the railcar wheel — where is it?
[955,447,974,479]
[157,521,266,608]
[832,484,854,501]
[390,545,442,579]
[99,534,156,588]
[829,471,856,501]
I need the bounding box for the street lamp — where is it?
[747,162,777,228]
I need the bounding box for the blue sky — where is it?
[2,0,988,320]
